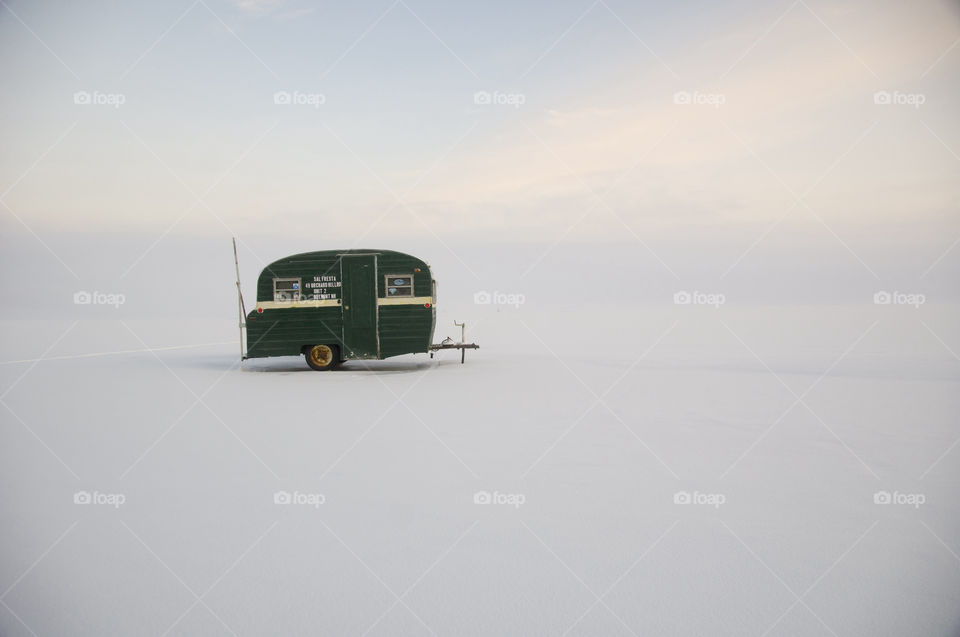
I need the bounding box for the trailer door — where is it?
[340,254,379,359]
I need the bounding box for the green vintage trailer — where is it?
[241,249,437,370]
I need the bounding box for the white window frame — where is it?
[273,277,302,302]
[384,274,414,298]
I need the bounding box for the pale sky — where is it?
[1,0,958,272]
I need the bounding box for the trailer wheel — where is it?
[305,344,338,371]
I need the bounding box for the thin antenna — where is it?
[233,238,247,360]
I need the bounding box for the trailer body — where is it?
[244,249,436,366]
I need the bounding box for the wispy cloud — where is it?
[228,0,285,16]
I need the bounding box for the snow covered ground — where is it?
[2,283,959,635]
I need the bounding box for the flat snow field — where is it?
[1,306,959,636]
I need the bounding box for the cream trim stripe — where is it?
[378,296,433,306]
[256,297,433,311]
[257,299,341,310]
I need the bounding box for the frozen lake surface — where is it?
[1,304,959,636]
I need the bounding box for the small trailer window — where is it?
[273,277,301,302]
[385,275,414,297]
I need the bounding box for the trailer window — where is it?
[385,275,413,297]
[273,277,301,302]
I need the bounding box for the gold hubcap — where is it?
[309,345,334,367]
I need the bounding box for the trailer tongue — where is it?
[429,321,480,364]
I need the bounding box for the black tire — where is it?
[305,344,339,371]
